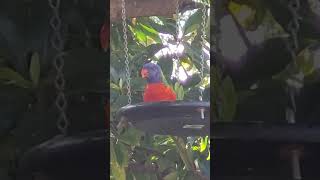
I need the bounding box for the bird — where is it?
[99,20,109,51]
[141,62,176,102]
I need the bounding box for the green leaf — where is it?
[158,57,173,82]
[296,47,315,76]
[119,78,123,90]
[114,142,129,168]
[29,52,40,86]
[119,126,144,146]
[200,136,208,152]
[174,82,180,92]
[131,77,146,92]
[178,85,184,100]
[110,140,126,180]
[112,95,129,110]
[163,171,178,180]
[0,67,32,88]
[138,23,162,43]
[111,66,119,82]
[183,9,202,36]
[228,0,266,31]
[192,146,199,151]
[220,76,237,121]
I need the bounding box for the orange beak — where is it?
[141,68,149,78]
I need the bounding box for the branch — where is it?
[225,6,252,48]
[110,0,193,22]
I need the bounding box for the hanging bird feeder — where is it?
[115,0,210,136]
[117,101,210,136]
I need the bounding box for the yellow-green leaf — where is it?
[200,136,208,152]
[163,171,178,180]
[296,48,314,76]
[29,52,40,86]
[220,76,237,121]
[0,67,32,88]
[110,140,126,180]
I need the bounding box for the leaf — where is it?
[110,66,119,82]
[228,0,266,31]
[180,56,193,71]
[178,85,184,100]
[220,76,237,121]
[200,136,208,152]
[131,77,146,92]
[114,142,129,168]
[0,67,32,88]
[296,47,315,76]
[265,0,320,40]
[158,56,173,82]
[174,82,180,92]
[119,78,123,90]
[29,52,40,86]
[119,126,143,146]
[140,17,176,35]
[192,145,200,151]
[112,95,129,110]
[163,171,178,180]
[138,23,162,44]
[110,140,126,180]
[183,9,202,35]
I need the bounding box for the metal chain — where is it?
[121,0,132,105]
[286,1,302,179]
[174,0,180,79]
[48,0,69,135]
[199,2,207,120]
[285,0,302,124]
[199,3,207,102]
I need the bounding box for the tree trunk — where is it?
[110,0,192,22]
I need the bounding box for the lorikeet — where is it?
[141,62,176,102]
[100,20,109,51]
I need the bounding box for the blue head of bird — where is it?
[141,62,162,83]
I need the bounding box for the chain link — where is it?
[174,0,180,79]
[48,0,69,135]
[121,0,132,105]
[285,0,301,124]
[199,3,207,102]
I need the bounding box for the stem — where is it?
[171,136,195,171]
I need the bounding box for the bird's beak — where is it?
[141,68,148,78]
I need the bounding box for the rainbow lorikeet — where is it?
[99,20,109,51]
[141,62,176,102]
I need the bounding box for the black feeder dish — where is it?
[17,130,107,180]
[116,101,210,136]
[212,122,320,179]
